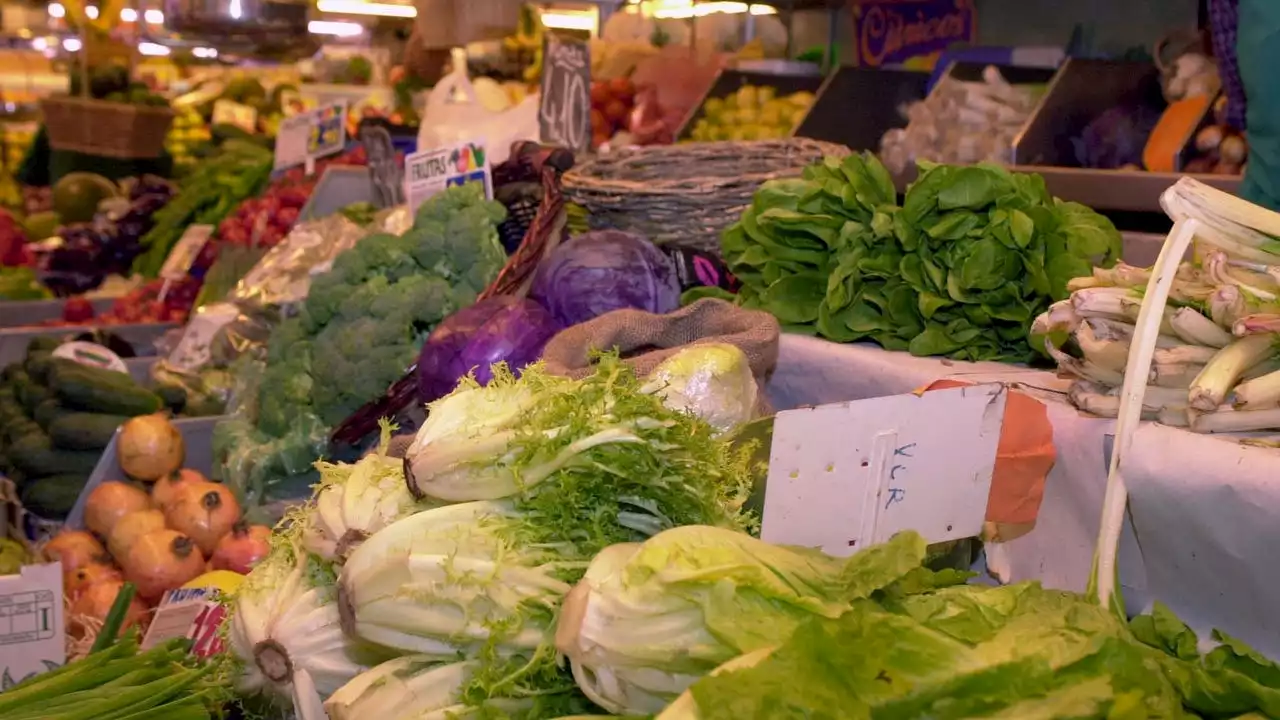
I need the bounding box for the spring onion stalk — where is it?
[1231,367,1280,409]
[1232,313,1280,337]
[1149,361,1204,389]
[90,582,137,654]
[1066,275,1102,292]
[1169,307,1233,347]
[1090,213,1201,619]
[1068,381,1164,420]
[1157,407,1191,427]
[1164,177,1280,244]
[1151,345,1219,365]
[1189,406,1280,433]
[1043,338,1123,386]
[1188,334,1277,411]
[1074,321,1130,374]
[1203,250,1280,301]
[1242,357,1280,380]
[1209,285,1247,328]
[1030,299,1080,337]
[1070,286,1136,320]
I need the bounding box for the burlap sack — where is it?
[539,298,780,385]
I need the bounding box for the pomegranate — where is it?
[118,414,185,482]
[210,522,271,574]
[41,531,105,575]
[122,529,206,602]
[65,562,123,600]
[84,482,152,539]
[107,508,167,561]
[151,468,207,510]
[165,482,241,556]
[69,580,148,640]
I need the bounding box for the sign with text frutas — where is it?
[539,34,591,154]
[403,141,491,215]
[850,0,976,68]
[761,383,1005,556]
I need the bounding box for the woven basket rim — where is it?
[41,96,175,117]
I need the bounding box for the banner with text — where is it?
[404,141,491,215]
[850,0,976,68]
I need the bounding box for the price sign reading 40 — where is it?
[539,35,591,154]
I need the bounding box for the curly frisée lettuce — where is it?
[555,527,930,715]
[301,420,431,562]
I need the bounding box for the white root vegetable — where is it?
[1189,406,1280,433]
[1152,345,1220,365]
[1188,334,1277,411]
[1231,367,1280,409]
[1150,362,1204,389]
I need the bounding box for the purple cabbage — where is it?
[416,296,562,403]
[529,230,680,327]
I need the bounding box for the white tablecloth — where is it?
[766,334,1280,658]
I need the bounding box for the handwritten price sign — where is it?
[539,35,591,154]
[761,383,1005,555]
[274,101,348,171]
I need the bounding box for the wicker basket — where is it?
[562,138,850,253]
[41,96,175,159]
[329,141,575,446]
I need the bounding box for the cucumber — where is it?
[50,361,163,416]
[48,412,128,451]
[26,336,62,356]
[1,363,22,383]
[8,432,101,478]
[33,399,65,430]
[19,382,50,415]
[25,352,54,384]
[155,383,187,413]
[20,473,89,520]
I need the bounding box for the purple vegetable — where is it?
[417,296,562,403]
[529,230,680,327]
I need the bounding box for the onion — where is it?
[41,531,106,576]
[65,562,123,600]
[122,529,206,602]
[1195,125,1224,153]
[69,580,148,640]
[165,482,242,556]
[84,482,153,539]
[1220,135,1248,165]
[151,468,207,510]
[210,522,271,574]
[118,414,185,482]
[107,509,167,562]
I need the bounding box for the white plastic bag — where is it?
[418,47,538,165]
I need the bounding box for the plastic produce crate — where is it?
[0,322,177,366]
[299,165,375,222]
[0,298,116,329]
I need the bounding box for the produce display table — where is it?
[766,334,1280,659]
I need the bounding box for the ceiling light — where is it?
[85,6,98,18]
[143,8,163,23]
[47,3,65,18]
[316,0,415,18]
[308,20,364,36]
[63,37,82,51]
[138,41,170,56]
[120,7,137,21]
[541,11,595,31]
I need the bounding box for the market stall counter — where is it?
[767,333,1280,660]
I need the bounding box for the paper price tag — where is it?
[274,101,347,171]
[761,383,1006,555]
[211,100,258,133]
[141,587,224,657]
[52,341,127,374]
[0,564,64,685]
[159,224,214,281]
[403,140,491,215]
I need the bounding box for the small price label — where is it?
[274,101,347,171]
[761,383,1007,555]
[159,224,214,281]
[51,341,127,374]
[211,100,258,133]
[539,35,591,153]
[404,140,491,215]
[141,587,224,657]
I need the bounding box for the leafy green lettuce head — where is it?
[554,527,929,715]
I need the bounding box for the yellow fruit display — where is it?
[1,121,37,173]
[687,84,815,142]
[165,106,212,173]
[182,569,246,594]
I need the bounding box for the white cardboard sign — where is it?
[761,383,1006,556]
[159,224,214,281]
[273,101,348,172]
[0,562,65,688]
[403,140,491,215]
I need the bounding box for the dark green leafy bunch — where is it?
[213,183,508,504]
[722,154,1122,362]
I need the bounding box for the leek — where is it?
[1188,334,1276,411]
[1189,406,1280,433]
[1232,367,1280,409]
[1170,307,1232,348]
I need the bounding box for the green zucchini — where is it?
[33,399,65,430]
[19,382,50,416]
[25,352,54,384]
[9,432,101,478]
[48,413,128,451]
[154,383,187,414]
[20,473,89,519]
[51,361,163,416]
[26,336,62,356]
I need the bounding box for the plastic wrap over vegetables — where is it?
[641,343,757,434]
[417,295,562,404]
[530,230,680,327]
[230,214,370,313]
